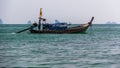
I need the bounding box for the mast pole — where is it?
[38,18,41,30]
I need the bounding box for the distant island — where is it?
[27,20,32,24]
[106,21,117,24]
[0,19,3,24]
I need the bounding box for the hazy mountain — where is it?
[0,19,3,24]
[27,20,32,24]
[106,21,117,24]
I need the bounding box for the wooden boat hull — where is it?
[30,23,90,34]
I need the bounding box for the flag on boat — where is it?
[40,8,42,18]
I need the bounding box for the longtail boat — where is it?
[16,8,94,34]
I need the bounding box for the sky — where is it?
[0,0,120,24]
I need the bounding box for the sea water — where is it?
[0,24,120,68]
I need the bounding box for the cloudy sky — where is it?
[0,0,120,24]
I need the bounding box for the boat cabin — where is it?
[43,21,68,30]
